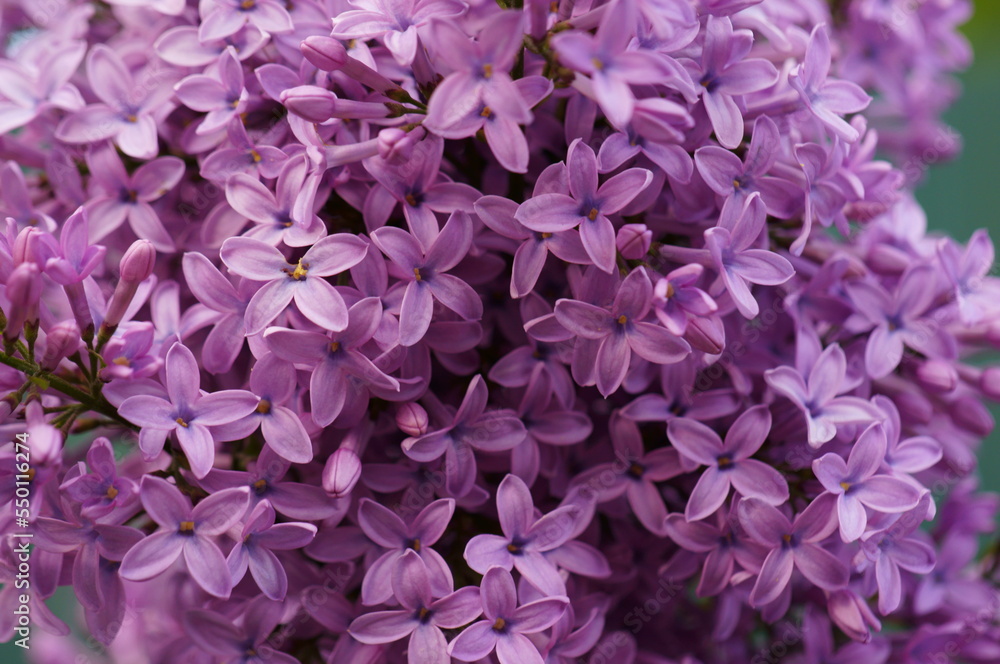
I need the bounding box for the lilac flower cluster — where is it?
[0,0,998,662]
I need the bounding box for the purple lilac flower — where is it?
[554,268,690,396]
[226,500,316,600]
[199,0,294,42]
[356,497,455,605]
[220,232,369,335]
[118,343,260,478]
[332,0,464,65]
[119,477,249,598]
[738,494,849,608]
[370,211,483,346]
[764,343,881,447]
[789,24,872,143]
[705,193,795,318]
[60,437,138,520]
[264,297,400,426]
[349,550,482,663]
[84,144,184,251]
[464,474,584,595]
[813,423,923,542]
[402,375,526,497]
[55,45,173,159]
[515,139,652,273]
[667,405,789,522]
[690,16,779,149]
[182,598,299,664]
[447,566,568,664]
[571,414,683,535]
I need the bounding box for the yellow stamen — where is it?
[587,208,599,221]
[405,194,418,207]
[665,283,676,298]
[250,149,262,163]
[591,57,604,71]
[112,356,131,366]
[330,341,341,353]
[106,486,119,500]
[410,538,421,552]
[540,232,552,239]
[482,63,493,79]
[492,618,506,631]
[253,479,268,493]
[413,267,422,281]
[840,482,851,491]
[240,0,255,9]
[617,315,627,325]
[256,399,271,415]
[179,521,195,533]
[480,106,493,118]
[175,417,189,428]
[125,114,138,123]
[290,260,308,280]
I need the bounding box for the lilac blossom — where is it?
[119,477,249,598]
[515,139,652,273]
[199,0,294,42]
[84,144,184,251]
[402,375,526,497]
[764,343,881,447]
[174,48,248,135]
[331,0,464,65]
[220,233,369,335]
[226,500,316,600]
[554,268,690,396]
[118,343,260,478]
[464,474,585,596]
[738,494,849,608]
[812,423,923,542]
[55,45,173,159]
[370,211,482,346]
[349,550,482,663]
[355,497,455,605]
[667,405,789,522]
[60,437,138,520]
[447,566,568,664]
[691,16,779,149]
[182,598,299,664]
[789,24,872,143]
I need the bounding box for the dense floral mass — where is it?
[0,0,998,661]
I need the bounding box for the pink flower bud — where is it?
[41,320,81,370]
[322,448,362,498]
[300,36,349,71]
[979,367,1000,400]
[13,227,47,265]
[616,224,652,260]
[683,314,725,355]
[865,244,910,275]
[119,240,156,284]
[828,589,880,644]
[300,36,397,93]
[951,394,994,437]
[4,262,41,340]
[914,359,957,394]
[378,126,426,162]
[280,85,337,123]
[396,402,429,437]
[104,240,155,331]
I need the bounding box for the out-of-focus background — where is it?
[917,1,1000,492]
[1,2,999,660]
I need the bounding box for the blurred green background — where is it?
[2,2,999,661]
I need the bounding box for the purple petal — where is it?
[119,531,184,581]
[685,467,731,522]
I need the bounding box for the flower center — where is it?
[106,485,119,499]
[175,417,189,428]
[492,618,507,632]
[250,149,261,163]
[587,208,599,221]
[405,193,418,207]
[413,267,423,281]
[480,106,493,118]
[329,341,341,353]
[617,315,628,325]
[287,260,309,280]
[179,521,195,534]
[256,399,271,415]
[240,0,256,10]
[717,455,733,468]
[840,482,851,492]
[112,356,130,366]
[408,538,421,552]
[253,479,268,494]
[540,232,552,239]
[481,63,493,79]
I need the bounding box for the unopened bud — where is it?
[119,240,156,284]
[40,320,81,370]
[378,126,425,162]
[322,448,362,498]
[281,85,337,123]
[865,244,910,275]
[683,314,725,355]
[951,394,994,437]
[396,402,429,437]
[300,36,398,94]
[4,263,41,342]
[979,367,1000,401]
[914,359,957,394]
[616,224,652,260]
[101,240,155,342]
